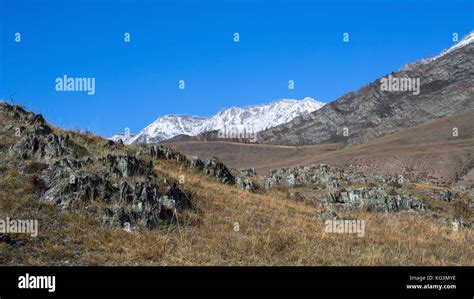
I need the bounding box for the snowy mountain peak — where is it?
[130,114,206,144]
[109,133,135,144]
[430,31,474,61]
[402,31,474,71]
[112,97,325,144]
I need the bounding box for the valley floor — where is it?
[164,112,474,187]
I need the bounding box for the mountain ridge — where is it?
[111,97,325,144]
[256,31,474,146]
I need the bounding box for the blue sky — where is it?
[1,0,472,137]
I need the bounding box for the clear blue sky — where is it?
[1,0,472,137]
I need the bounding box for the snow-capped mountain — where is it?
[432,31,474,60]
[130,115,206,144]
[109,133,135,144]
[112,97,325,144]
[198,97,323,134]
[402,31,474,71]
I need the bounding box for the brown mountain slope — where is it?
[313,111,474,186]
[256,33,474,146]
[164,112,474,186]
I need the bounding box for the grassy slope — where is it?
[0,107,472,265]
[1,159,473,265]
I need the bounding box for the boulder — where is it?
[236,177,256,192]
[325,187,428,212]
[240,168,257,177]
[202,158,235,184]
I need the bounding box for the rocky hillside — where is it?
[1,102,472,266]
[261,163,472,219]
[0,102,256,232]
[257,32,474,146]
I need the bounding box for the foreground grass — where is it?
[1,159,472,266]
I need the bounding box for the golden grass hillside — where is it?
[1,156,473,266]
[0,103,472,265]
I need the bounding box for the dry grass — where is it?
[0,107,472,266]
[3,157,472,266]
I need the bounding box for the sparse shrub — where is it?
[388,181,402,188]
[453,200,470,219]
[388,189,398,196]
[29,175,48,194]
[85,134,102,144]
[0,165,7,174]
[5,168,19,177]
[24,161,48,174]
[312,183,326,190]
[287,192,305,202]
[275,185,289,193]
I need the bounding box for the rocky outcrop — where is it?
[137,144,188,164]
[313,210,338,219]
[138,146,238,186]
[325,188,427,212]
[240,168,257,177]
[263,163,429,213]
[189,156,205,170]
[0,233,23,246]
[438,217,473,230]
[424,188,458,202]
[263,164,368,189]
[201,158,235,184]
[9,131,88,160]
[39,153,192,229]
[2,102,259,231]
[99,154,155,178]
[235,177,256,192]
[2,103,194,230]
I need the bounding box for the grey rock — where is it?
[9,131,87,160]
[263,163,365,190]
[1,102,196,231]
[325,188,428,212]
[100,154,155,178]
[240,168,257,177]
[439,217,473,230]
[430,189,457,202]
[236,177,256,192]
[202,158,235,184]
[189,156,205,171]
[137,144,187,164]
[0,233,15,245]
[313,210,338,219]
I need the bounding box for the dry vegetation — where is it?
[1,157,472,266]
[0,105,472,266]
